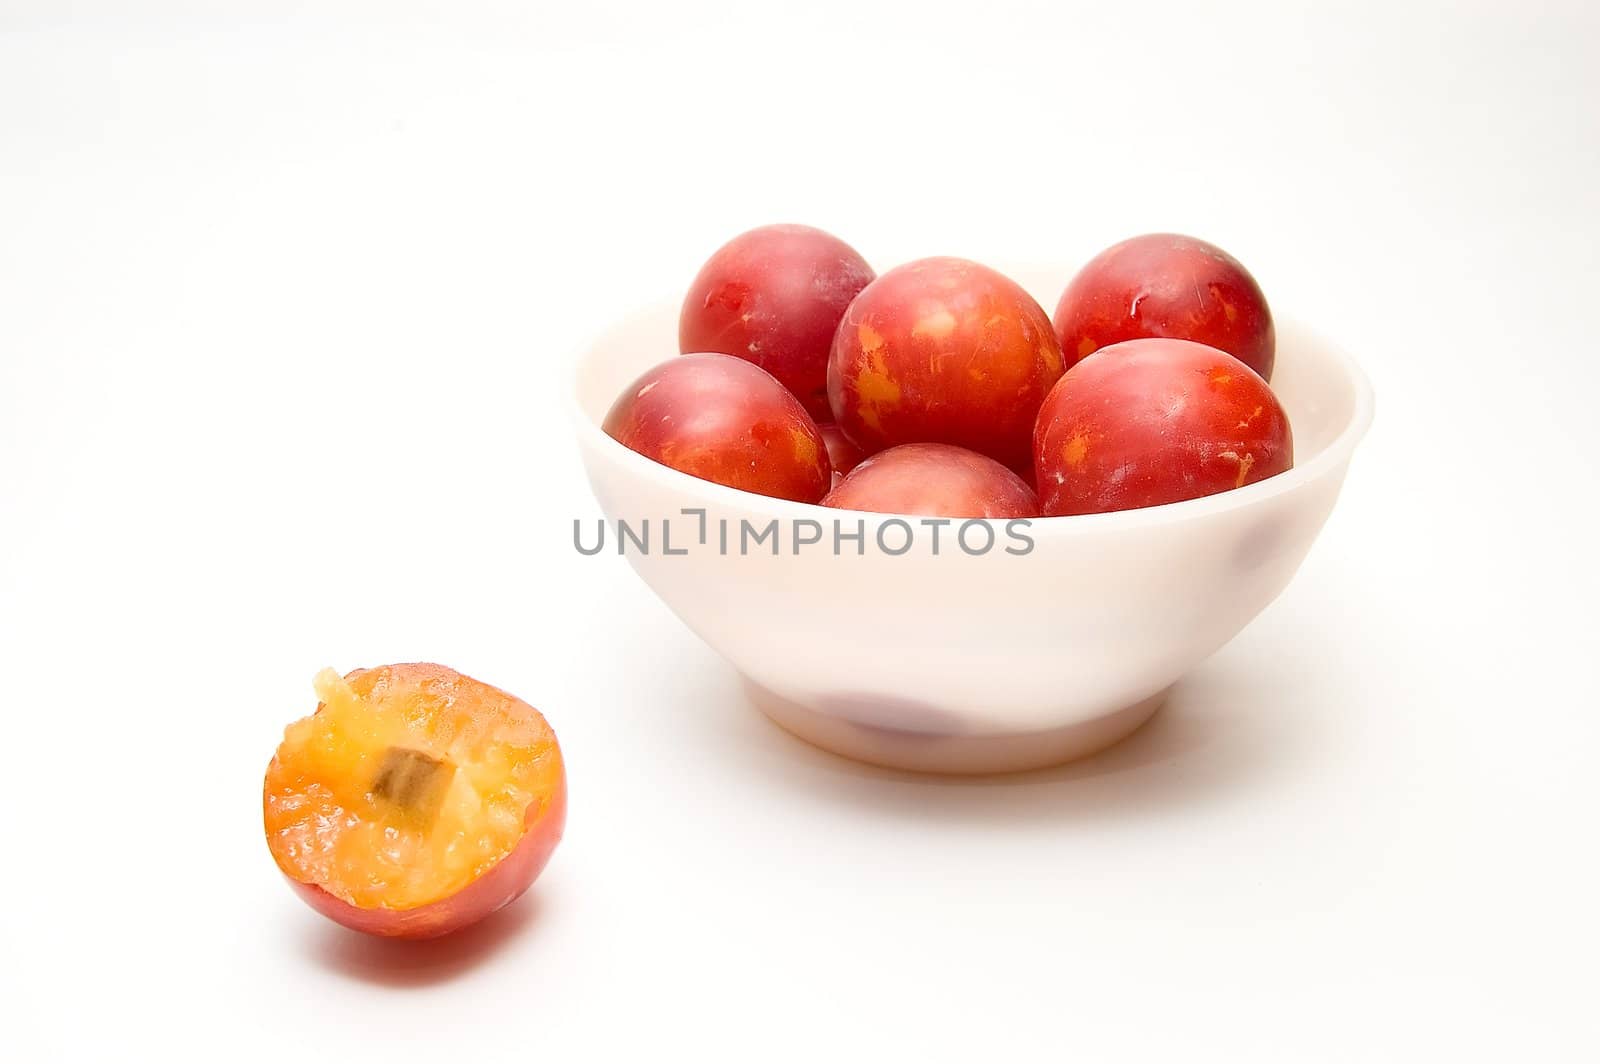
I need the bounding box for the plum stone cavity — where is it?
[372,747,455,823]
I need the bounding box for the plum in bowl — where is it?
[571,268,1372,774]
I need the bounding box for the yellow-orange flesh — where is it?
[264,664,562,911]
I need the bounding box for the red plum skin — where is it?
[1033,338,1291,516]
[605,353,832,503]
[822,442,1038,519]
[827,257,1064,471]
[1053,233,1275,380]
[680,224,874,421]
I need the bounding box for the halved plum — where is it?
[263,663,566,939]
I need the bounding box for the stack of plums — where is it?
[604,225,1291,519]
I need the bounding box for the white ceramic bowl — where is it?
[572,269,1373,773]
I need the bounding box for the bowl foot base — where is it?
[743,681,1169,775]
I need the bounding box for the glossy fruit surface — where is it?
[604,352,831,502]
[1033,338,1292,516]
[827,257,1063,470]
[1053,233,1275,379]
[680,224,874,420]
[264,664,566,939]
[820,422,866,486]
[822,442,1038,518]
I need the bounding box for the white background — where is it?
[2,2,1597,1060]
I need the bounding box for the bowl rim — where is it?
[569,309,1374,536]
